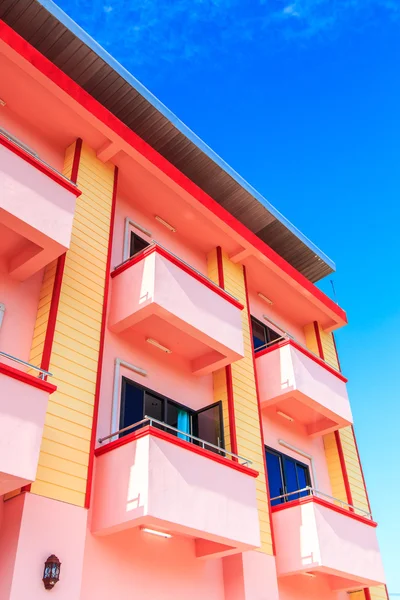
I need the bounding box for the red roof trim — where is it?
[271,495,377,527]
[255,338,348,383]
[0,361,57,394]
[0,20,347,327]
[95,425,259,478]
[111,244,244,310]
[0,130,81,197]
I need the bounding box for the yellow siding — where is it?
[304,322,319,357]
[319,327,339,370]
[207,249,272,555]
[323,432,348,506]
[339,426,370,515]
[29,141,115,507]
[348,592,366,600]
[369,586,388,600]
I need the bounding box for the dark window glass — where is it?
[120,378,144,436]
[195,403,224,452]
[266,451,284,506]
[265,447,311,504]
[251,316,282,353]
[144,391,164,422]
[130,232,149,257]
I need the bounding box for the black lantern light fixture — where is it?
[43,555,61,590]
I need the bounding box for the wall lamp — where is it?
[43,555,61,590]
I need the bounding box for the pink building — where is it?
[0,2,387,599]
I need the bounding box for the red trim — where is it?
[40,139,81,372]
[216,246,225,288]
[225,364,238,459]
[332,333,342,372]
[41,253,65,372]
[314,321,325,360]
[364,589,372,600]
[351,425,372,515]
[111,244,244,310]
[244,266,276,555]
[70,137,83,184]
[85,167,119,509]
[0,361,56,393]
[0,21,347,328]
[0,131,81,197]
[255,338,348,383]
[21,484,31,493]
[270,495,377,528]
[334,430,354,510]
[95,425,259,478]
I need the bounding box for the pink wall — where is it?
[278,573,349,600]
[0,265,43,364]
[113,196,208,275]
[0,371,51,494]
[0,492,87,600]
[81,527,225,600]
[249,290,306,344]
[92,433,260,554]
[262,411,333,496]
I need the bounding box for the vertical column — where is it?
[28,140,116,507]
[208,248,279,600]
[304,321,388,600]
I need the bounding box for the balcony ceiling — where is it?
[0,0,335,284]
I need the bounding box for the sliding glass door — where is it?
[266,447,311,505]
[194,402,224,453]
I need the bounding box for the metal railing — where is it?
[98,415,252,467]
[113,241,241,305]
[0,350,52,380]
[270,486,373,519]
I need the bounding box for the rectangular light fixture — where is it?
[146,338,172,353]
[141,527,172,538]
[0,98,6,107]
[155,215,176,232]
[302,572,316,578]
[258,292,273,305]
[277,410,294,422]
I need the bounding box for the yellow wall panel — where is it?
[29,141,115,506]
[369,586,388,600]
[323,432,348,505]
[348,592,366,600]
[339,426,370,514]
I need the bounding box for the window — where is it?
[266,447,311,506]
[130,232,150,258]
[119,378,224,450]
[251,316,282,352]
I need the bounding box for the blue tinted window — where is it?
[266,451,284,506]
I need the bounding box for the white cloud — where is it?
[283,4,300,17]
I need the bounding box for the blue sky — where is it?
[57,0,400,593]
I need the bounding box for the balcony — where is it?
[0,131,80,280]
[0,353,56,494]
[91,419,260,559]
[271,488,385,591]
[109,244,245,375]
[255,340,352,436]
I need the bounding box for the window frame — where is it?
[265,446,312,504]
[251,315,282,353]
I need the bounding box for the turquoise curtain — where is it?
[177,410,190,441]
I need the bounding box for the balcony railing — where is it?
[270,486,372,520]
[0,350,52,380]
[98,415,252,467]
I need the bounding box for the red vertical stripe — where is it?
[334,429,354,511]
[243,265,276,555]
[70,138,83,184]
[85,167,119,508]
[216,246,225,288]
[313,320,325,360]
[364,588,372,600]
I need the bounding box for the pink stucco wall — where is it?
[272,499,385,589]
[0,369,51,494]
[81,526,225,600]
[249,290,306,344]
[256,343,352,435]
[0,265,43,364]
[91,432,260,555]
[278,574,349,600]
[223,551,280,600]
[0,492,87,600]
